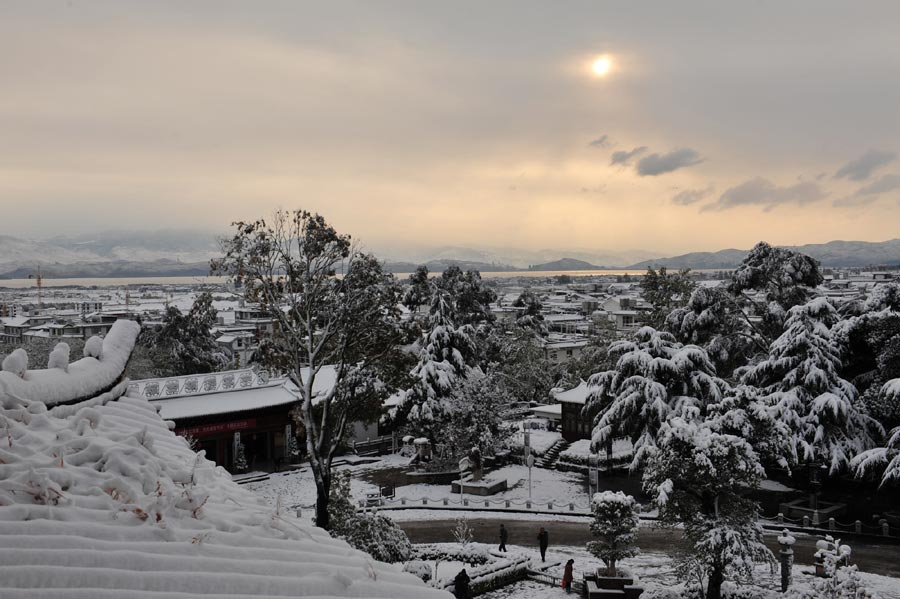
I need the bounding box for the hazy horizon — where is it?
[2,1,900,254]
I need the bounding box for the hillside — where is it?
[527,258,600,271]
[628,239,900,270]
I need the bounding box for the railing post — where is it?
[881,519,890,537]
[526,500,531,509]
[422,498,427,506]
[777,512,784,524]
[548,502,553,510]
[401,497,406,505]
[443,498,448,506]
[505,500,510,508]
[802,516,810,528]
[570,502,574,511]
[463,499,469,507]
[855,520,862,534]
[812,510,820,526]
[828,518,836,531]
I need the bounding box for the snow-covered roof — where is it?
[152,383,299,421]
[531,403,562,419]
[128,367,344,421]
[553,380,591,405]
[0,377,449,598]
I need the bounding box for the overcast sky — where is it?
[2,1,900,254]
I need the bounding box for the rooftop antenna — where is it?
[27,267,43,310]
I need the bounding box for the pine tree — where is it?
[743,298,881,473]
[852,379,900,487]
[404,289,479,441]
[585,327,729,467]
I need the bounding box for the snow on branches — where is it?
[585,327,728,468]
[742,298,881,473]
[588,491,640,576]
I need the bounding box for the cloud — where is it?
[703,177,827,211]
[833,173,900,207]
[588,135,610,148]
[636,148,704,176]
[834,149,896,181]
[610,146,647,166]
[672,185,714,206]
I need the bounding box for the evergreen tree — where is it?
[742,298,881,473]
[640,267,696,329]
[853,379,900,487]
[585,327,728,467]
[144,292,228,376]
[403,289,479,441]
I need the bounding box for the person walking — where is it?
[498,523,508,552]
[453,568,471,599]
[537,526,549,562]
[561,559,574,594]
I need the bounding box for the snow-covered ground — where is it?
[508,429,561,457]
[473,543,900,599]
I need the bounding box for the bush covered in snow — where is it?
[327,470,413,563]
[588,491,640,576]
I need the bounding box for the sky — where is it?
[1,0,900,255]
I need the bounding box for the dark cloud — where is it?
[610,146,647,166]
[588,135,610,148]
[672,185,714,206]
[636,148,703,176]
[834,149,896,181]
[833,173,900,207]
[703,177,827,211]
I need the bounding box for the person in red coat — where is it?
[561,559,574,594]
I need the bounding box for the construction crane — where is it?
[27,267,43,310]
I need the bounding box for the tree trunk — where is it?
[607,558,617,577]
[314,472,331,530]
[706,565,723,599]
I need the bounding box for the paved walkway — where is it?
[397,518,900,578]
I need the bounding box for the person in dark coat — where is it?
[537,526,549,562]
[562,559,574,594]
[454,568,471,599]
[498,523,508,552]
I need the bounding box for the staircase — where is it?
[536,439,569,469]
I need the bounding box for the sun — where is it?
[592,55,612,77]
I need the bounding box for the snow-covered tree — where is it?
[213,209,402,530]
[436,370,516,464]
[640,266,696,329]
[852,379,900,487]
[512,288,547,335]
[143,292,228,376]
[742,298,881,473]
[728,241,823,339]
[643,418,773,599]
[585,327,729,467]
[452,516,474,546]
[403,289,479,441]
[666,286,766,378]
[834,284,900,429]
[327,471,413,563]
[588,491,640,577]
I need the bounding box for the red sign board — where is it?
[177,419,257,438]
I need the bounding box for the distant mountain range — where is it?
[1,232,899,279]
[628,239,900,269]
